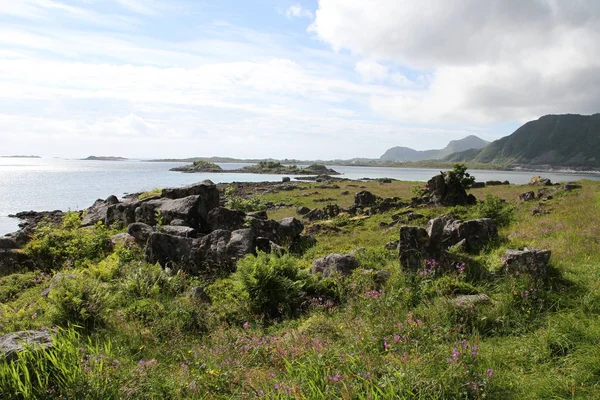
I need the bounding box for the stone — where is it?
[529,176,552,186]
[170,219,187,226]
[502,248,551,278]
[0,250,31,275]
[110,233,136,246]
[282,177,291,183]
[399,226,431,273]
[448,238,468,253]
[354,191,379,207]
[197,229,256,271]
[296,206,311,215]
[425,173,476,206]
[189,286,211,302]
[519,191,536,202]
[471,182,486,188]
[160,225,198,238]
[442,218,498,252]
[0,330,53,361]
[145,232,198,270]
[340,190,350,195]
[303,204,341,221]
[207,207,247,231]
[105,202,137,227]
[0,237,18,250]
[374,270,392,284]
[532,206,550,216]
[311,253,359,277]
[384,240,399,251]
[451,293,491,307]
[127,223,154,245]
[41,273,76,297]
[485,180,503,186]
[247,210,268,220]
[135,195,211,230]
[561,183,582,192]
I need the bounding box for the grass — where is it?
[1,177,599,398]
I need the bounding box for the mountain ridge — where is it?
[380,135,489,162]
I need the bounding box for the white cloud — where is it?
[285,4,314,19]
[355,60,388,82]
[311,0,600,123]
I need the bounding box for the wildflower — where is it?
[243,321,250,329]
[487,368,494,378]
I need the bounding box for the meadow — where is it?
[1,173,599,399]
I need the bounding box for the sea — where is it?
[2,157,599,236]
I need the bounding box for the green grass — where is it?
[1,178,599,398]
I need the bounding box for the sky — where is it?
[0,0,599,160]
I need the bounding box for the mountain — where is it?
[445,114,600,168]
[380,135,489,162]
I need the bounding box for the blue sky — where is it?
[1,0,597,159]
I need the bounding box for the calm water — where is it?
[1,158,599,236]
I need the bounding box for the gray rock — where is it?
[374,270,391,284]
[127,222,154,245]
[0,237,18,250]
[311,253,359,277]
[197,229,256,271]
[425,173,476,206]
[169,219,187,226]
[398,226,432,273]
[384,240,399,251]
[0,330,53,360]
[354,191,378,207]
[160,225,198,238]
[502,248,551,278]
[282,177,291,183]
[0,250,31,275]
[105,202,138,227]
[442,218,498,252]
[41,273,76,297]
[247,210,268,220]
[296,206,311,215]
[82,196,121,227]
[189,286,211,302]
[529,176,552,186]
[110,233,136,246]
[451,293,490,307]
[207,207,247,231]
[519,191,536,202]
[145,232,198,270]
[448,238,468,253]
[135,195,210,230]
[471,182,486,188]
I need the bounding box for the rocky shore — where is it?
[171,161,340,176]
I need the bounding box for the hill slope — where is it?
[380,135,489,162]
[446,114,600,167]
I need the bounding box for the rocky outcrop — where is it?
[423,173,476,206]
[354,191,379,207]
[207,207,247,231]
[311,253,359,277]
[0,250,32,276]
[196,229,256,271]
[127,223,154,245]
[145,232,200,270]
[519,191,536,202]
[135,195,212,231]
[303,204,341,221]
[160,225,198,238]
[0,330,53,361]
[81,195,120,226]
[399,215,498,272]
[502,248,551,278]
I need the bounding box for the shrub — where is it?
[47,275,111,330]
[472,194,514,227]
[24,212,114,270]
[448,163,475,190]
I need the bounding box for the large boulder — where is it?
[161,180,219,213]
[197,229,256,271]
[311,253,359,277]
[0,250,32,275]
[250,217,304,246]
[398,226,432,273]
[0,330,53,361]
[207,207,247,231]
[425,173,476,206]
[502,248,551,278]
[135,195,211,231]
[105,202,138,227]
[145,232,199,270]
[127,222,154,245]
[81,195,120,226]
[160,225,199,238]
[441,218,498,252]
[354,191,379,207]
[0,237,19,250]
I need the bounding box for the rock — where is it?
[110,233,136,246]
[305,224,341,235]
[502,248,551,278]
[127,223,154,245]
[170,219,187,226]
[197,229,256,271]
[560,183,582,192]
[82,197,119,226]
[340,190,350,195]
[41,273,76,297]
[471,182,486,188]
[0,237,18,250]
[371,198,408,213]
[248,210,268,220]
[0,250,31,275]
[448,238,468,253]
[442,218,498,252]
[406,211,425,221]
[399,226,432,273]
[529,176,552,186]
[189,286,211,302]
[379,178,393,184]
[135,195,211,230]
[282,177,291,183]
[161,180,219,201]
[519,191,536,202]
[425,173,476,206]
[354,191,379,207]
[250,217,304,246]
[105,202,137,227]
[349,247,366,257]
[485,180,503,186]
[0,330,53,361]
[296,206,311,215]
[451,293,490,307]
[145,232,198,270]
[160,225,198,238]
[532,206,550,216]
[385,240,399,250]
[303,204,341,221]
[374,270,391,284]
[311,254,359,277]
[207,207,247,231]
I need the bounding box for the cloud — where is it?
[285,4,314,19]
[311,0,600,123]
[355,60,388,82]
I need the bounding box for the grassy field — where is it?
[1,175,599,399]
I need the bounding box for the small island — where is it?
[171,161,340,175]
[1,155,41,158]
[82,156,128,161]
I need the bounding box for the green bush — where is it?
[47,276,110,330]
[24,212,114,270]
[208,252,336,323]
[473,194,514,227]
[448,163,475,190]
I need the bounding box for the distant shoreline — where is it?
[1,155,41,159]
